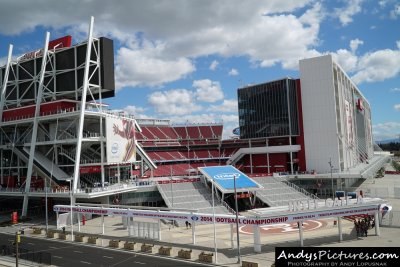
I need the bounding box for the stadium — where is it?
[0,18,391,260]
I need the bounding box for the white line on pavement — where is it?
[103,256,113,259]
[53,256,63,259]
[80,261,91,265]
[49,246,58,249]
[134,261,146,265]
[74,250,83,253]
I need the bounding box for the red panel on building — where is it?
[48,35,72,50]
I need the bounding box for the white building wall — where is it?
[300,54,374,173]
[299,55,340,173]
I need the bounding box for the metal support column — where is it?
[375,212,380,236]
[253,225,261,253]
[0,44,13,119]
[102,215,105,235]
[158,219,162,241]
[338,217,343,241]
[299,220,304,246]
[72,16,95,192]
[22,32,50,217]
[192,221,196,245]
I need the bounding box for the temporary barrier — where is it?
[54,201,382,226]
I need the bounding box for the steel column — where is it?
[22,32,50,217]
[72,16,95,191]
[0,44,13,119]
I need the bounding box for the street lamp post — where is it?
[329,158,334,199]
[233,174,241,264]
[66,179,74,241]
[45,177,48,233]
[211,176,218,263]
[170,166,174,207]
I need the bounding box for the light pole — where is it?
[211,175,218,263]
[328,158,334,199]
[45,177,48,233]
[66,179,73,241]
[170,166,174,207]
[233,174,241,264]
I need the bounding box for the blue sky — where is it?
[0,0,399,141]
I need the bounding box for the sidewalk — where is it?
[2,171,400,267]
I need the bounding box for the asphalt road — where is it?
[0,233,212,267]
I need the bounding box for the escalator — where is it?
[14,147,70,183]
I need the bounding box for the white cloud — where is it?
[330,39,400,84]
[390,4,400,19]
[193,79,224,103]
[147,89,200,115]
[0,1,324,80]
[350,38,363,53]
[335,0,364,26]
[331,49,359,72]
[209,99,238,112]
[115,46,195,89]
[123,105,146,115]
[228,68,239,76]
[391,88,400,92]
[351,47,400,84]
[373,122,400,131]
[395,104,400,111]
[209,60,219,70]
[373,121,400,140]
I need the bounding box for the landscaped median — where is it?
[177,249,192,259]
[109,239,124,248]
[88,236,101,245]
[123,241,136,250]
[158,246,172,256]
[74,234,89,243]
[242,260,260,267]
[46,229,59,238]
[140,243,154,253]
[32,227,44,235]
[198,251,213,263]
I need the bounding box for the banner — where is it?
[54,203,380,226]
[345,99,354,147]
[106,117,136,163]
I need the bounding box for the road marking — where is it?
[80,261,91,265]
[53,256,63,259]
[74,250,83,253]
[49,246,58,249]
[134,262,146,265]
[103,256,113,259]
[27,242,35,245]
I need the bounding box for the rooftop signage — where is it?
[18,35,72,62]
[198,165,260,190]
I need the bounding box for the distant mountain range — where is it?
[376,138,400,144]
